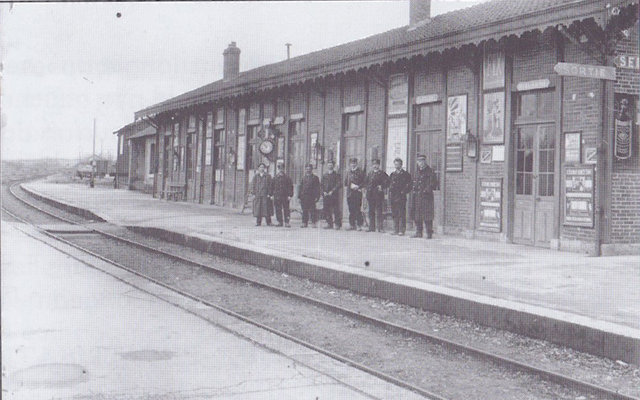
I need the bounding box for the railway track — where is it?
[3,180,638,400]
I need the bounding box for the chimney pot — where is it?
[409,0,431,25]
[223,42,240,81]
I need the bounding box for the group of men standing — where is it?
[250,154,438,238]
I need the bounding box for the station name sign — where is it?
[554,62,616,81]
[613,54,640,70]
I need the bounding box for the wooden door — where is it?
[414,103,443,228]
[513,124,556,245]
[212,129,225,205]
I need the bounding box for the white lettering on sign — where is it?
[290,113,304,121]
[554,62,616,81]
[343,105,362,114]
[516,79,551,91]
[614,54,640,70]
[415,94,439,104]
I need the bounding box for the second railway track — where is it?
[4,180,639,400]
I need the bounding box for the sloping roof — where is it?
[128,125,157,140]
[135,0,636,118]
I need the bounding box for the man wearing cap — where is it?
[364,158,390,232]
[344,157,365,230]
[298,163,321,228]
[251,163,273,226]
[412,154,438,238]
[321,160,342,229]
[271,163,293,227]
[388,158,412,236]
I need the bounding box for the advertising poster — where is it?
[445,143,463,172]
[480,146,492,163]
[385,118,408,174]
[479,178,502,232]
[447,95,467,143]
[205,138,212,165]
[483,48,505,90]
[482,92,504,144]
[388,74,409,115]
[564,132,581,163]
[236,136,246,171]
[564,165,595,227]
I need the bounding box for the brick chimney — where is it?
[223,42,240,81]
[409,0,431,25]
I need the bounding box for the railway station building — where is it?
[118,0,639,255]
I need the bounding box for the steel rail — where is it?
[5,181,638,400]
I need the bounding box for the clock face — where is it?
[259,140,274,155]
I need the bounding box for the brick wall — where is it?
[610,21,640,245]
[560,40,602,243]
[610,172,640,243]
[445,61,476,231]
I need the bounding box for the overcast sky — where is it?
[1,1,484,161]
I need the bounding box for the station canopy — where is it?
[135,0,638,119]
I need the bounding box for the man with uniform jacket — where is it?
[298,163,321,228]
[412,154,439,238]
[388,158,412,236]
[251,163,273,226]
[271,163,293,227]
[365,159,390,232]
[344,158,366,231]
[321,160,342,229]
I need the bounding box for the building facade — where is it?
[121,0,639,255]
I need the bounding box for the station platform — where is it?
[1,220,422,399]
[21,179,640,364]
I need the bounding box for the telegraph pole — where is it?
[90,117,96,188]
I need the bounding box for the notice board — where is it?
[563,165,595,227]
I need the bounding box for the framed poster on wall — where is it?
[563,165,595,227]
[564,132,581,163]
[447,94,467,143]
[482,91,505,144]
[236,136,246,171]
[479,178,502,232]
[385,118,408,174]
[388,74,409,115]
[483,48,505,90]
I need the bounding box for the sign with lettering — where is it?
[385,118,408,174]
[388,74,409,115]
[564,165,594,227]
[479,178,502,232]
[290,113,304,121]
[554,62,616,81]
[613,54,640,70]
[415,94,439,105]
[343,105,362,114]
[483,48,505,90]
[516,79,551,92]
[445,143,463,172]
[615,97,633,160]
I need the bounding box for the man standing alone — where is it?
[388,158,412,236]
[322,160,342,229]
[365,159,389,232]
[251,163,273,226]
[271,163,293,227]
[298,163,321,228]
[344,158,365,231]
[412,154,438,238]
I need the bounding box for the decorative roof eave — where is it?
[135,0,637,119]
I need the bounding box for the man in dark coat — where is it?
[298,163,321,228]
[344,158,366,231]
[271,163,293,227]
[251,163,273,226]
[388,158,412,236]
[365,159,389,232]
[412,154,438,238]
[321,160,342,229]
